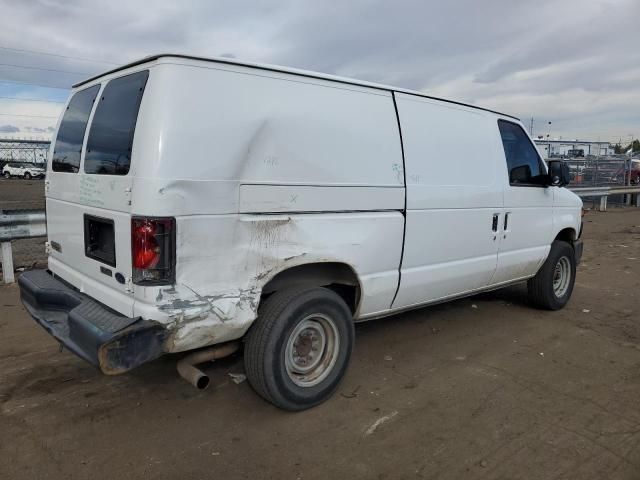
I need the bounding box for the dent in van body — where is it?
[158,216,294,352]
[134,211,403,353]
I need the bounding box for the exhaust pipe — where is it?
[177,342,240,390]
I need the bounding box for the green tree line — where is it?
[613,140,640,154]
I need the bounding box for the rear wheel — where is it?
[23,172,31,180]
[3,172,9,179]
[527,240,576,310]
[244,287,354,411]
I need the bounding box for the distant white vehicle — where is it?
[2,162,45,179]
[19,55,583,410]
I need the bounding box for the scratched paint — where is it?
[130,211,404,353]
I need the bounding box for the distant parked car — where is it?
[2,162,45,179]
[615,159,640,185]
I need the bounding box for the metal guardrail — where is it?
[0,209,46,284]
[570,186,640,211]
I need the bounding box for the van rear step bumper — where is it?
[18,269,166,375]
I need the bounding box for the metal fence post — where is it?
[1,241,14,284]
[599,196,608,212]
[0,209,47,284]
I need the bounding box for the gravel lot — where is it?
[1,182,640,479]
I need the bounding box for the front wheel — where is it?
[3,172,9,179]
[527,240,576,310]
[23,172,31,180]
[244,287,354,411]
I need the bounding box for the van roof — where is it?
[73,54,519,121]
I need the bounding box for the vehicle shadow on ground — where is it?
[1,281,535,415]
[114,283,534,394]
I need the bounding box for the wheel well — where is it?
[261,262,361,315]
[555,228,577,243]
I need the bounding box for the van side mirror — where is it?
[547,160,571,187]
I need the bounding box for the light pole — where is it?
[546,122,552,156]
[626,134,634,186]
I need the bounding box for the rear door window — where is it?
[52,85,100,173]
[85,70,149,175]
[498,120,546,186]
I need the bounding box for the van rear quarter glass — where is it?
[52,85,100,173]
[85,70,149,175]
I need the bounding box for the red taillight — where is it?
[132,220,159,268]
[131,217,175,285]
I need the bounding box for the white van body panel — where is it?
[238,185,404,213]
[553,187,584,236]
[492,179,554,284]
[152,212,404,351]
[392,94,504,308]
[42,55,583,354]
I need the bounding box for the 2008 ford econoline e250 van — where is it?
[19,54,583,410]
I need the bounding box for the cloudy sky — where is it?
[0,0,638,144]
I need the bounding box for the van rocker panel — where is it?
[18,269,166,374]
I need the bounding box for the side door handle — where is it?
[492,213,499,232]
[503,212,511,239]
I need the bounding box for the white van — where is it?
[19,55,583,410]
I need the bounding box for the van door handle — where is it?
[491,214,499,232]
[503,212,510,239]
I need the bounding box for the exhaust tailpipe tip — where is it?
[196,375,210,390]
[177,342,239,390]
[177,362,211,390]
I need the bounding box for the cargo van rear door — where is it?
[45,70,149,315]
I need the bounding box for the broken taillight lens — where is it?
[131,217,175,285]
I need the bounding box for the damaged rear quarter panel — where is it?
[133,211,403,352]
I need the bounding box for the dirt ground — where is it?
[1,205,640,479]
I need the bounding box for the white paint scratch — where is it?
[364,410,398,436]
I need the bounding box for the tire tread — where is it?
[244,286,322,406]
[527,240,575,310]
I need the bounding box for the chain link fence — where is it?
[559,155,639,207]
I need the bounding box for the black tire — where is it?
[3,172,9,179]
[24,172,31,180]
[527,240,576,310]
[244,286,354,411]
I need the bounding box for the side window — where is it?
[498,120,545,186]
[85,70,149,175]
[52,85,100,173]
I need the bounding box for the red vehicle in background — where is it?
[615,159,640,185]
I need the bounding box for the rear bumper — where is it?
[18,269,166,374]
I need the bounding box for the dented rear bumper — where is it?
[18,269,166,374]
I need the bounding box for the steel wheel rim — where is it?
[553,256,571,298]
[285,313,340,387]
